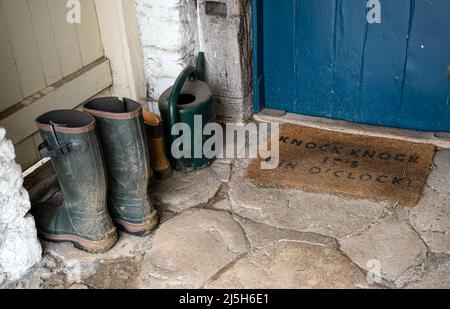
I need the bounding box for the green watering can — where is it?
[158,52,216,172]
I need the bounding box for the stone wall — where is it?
[135,0,253,123]
[197,0,253,123]
[0,128,42,287]
[135,0,199,109]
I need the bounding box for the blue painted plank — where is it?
[262,0,297,112]
[358,0,412,127]
[252,0,263,113]
[400,0,450,132]
[296,0,337,116]
[325,0,367,120]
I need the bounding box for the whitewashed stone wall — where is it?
[135,0,252,122]
[135,0,199,110]
[0,128,42,286]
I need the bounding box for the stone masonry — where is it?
[197,0,253,122]
[135,0,252,123]
[135,0,198,105]
[0,127,41,287]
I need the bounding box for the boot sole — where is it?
[113,212,159,237]
[38,228,118,254]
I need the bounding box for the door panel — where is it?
[296,0,337,116]
[1,0,46,100]
[0,0,111,169]
[28,0,64,85]
[262,0,297,112]
[358,0,411,127]
[256,0,450,132]
[47,0,84,77]
[400,0,450,131]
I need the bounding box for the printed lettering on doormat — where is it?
[246,124,436,207]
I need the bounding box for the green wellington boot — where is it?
[33,110,117,253]
[83,97,159,236]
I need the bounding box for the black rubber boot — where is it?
[32,110,117,253]
[83,97,159,236]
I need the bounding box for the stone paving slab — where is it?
[406,257,450,289]
[205,241,371,289]
[228,161,387,239]
[151,166,223,214]
[135,209,249,289]
[232,216,337,249]
[9,233,152,289]
[339,220,428,285]
[209,198,233,212]
[211,161,233,183]
[409,150,450,254]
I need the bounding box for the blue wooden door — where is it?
[253,0,450,132]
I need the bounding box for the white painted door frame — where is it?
[94,0,147,103]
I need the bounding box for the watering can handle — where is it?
[167,66,196,132]
[168,52,206,143]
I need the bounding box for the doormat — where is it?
[246,124,436,207]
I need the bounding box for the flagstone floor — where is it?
[7,149,450,289]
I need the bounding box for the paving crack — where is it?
[396,252,450,288]
[230,213,338,249]
[201,251,250,288]
[335,243,394,289]
[196,183,229,210]
[390,217,439,288]
[403,213,433,256]
[229,213,252,250]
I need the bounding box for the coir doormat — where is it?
[247,124,436,207]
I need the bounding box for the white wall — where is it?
[135,0,198,112]
[0,127,42,287]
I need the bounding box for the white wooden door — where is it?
[0,0,113,169]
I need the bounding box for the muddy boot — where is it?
[143,108,172,179]
[33,110,117,253]
[83,98,159,236]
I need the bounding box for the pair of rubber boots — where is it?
[32,98,158,253]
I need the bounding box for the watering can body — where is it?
[158,53,216,171]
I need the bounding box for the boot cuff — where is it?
[83,97,142,120]
[36,110,96,133]
[142,107,162,126]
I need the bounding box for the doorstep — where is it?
[255,109,450,149]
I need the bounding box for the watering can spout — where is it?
[195,52,205,82]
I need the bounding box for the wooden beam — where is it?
[0,57,112,144]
